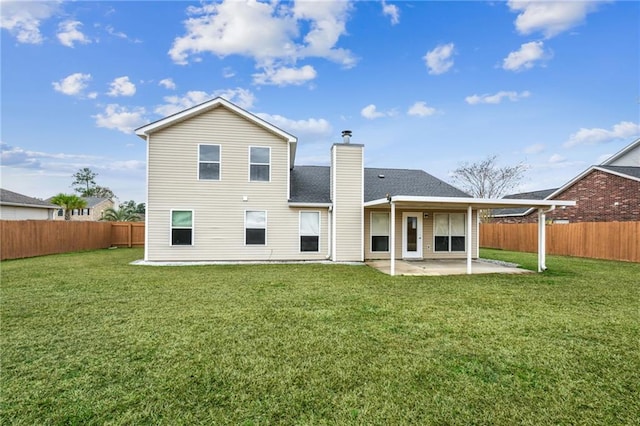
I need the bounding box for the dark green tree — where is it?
[72,168,97,194]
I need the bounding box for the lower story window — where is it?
[300,211,320,252]
[371,211,390,252]
[434,213,465,252]
[246,211,266,245]
[171,210,193,245]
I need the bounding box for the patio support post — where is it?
[537,209,546,272]
[467,205,472,274]
[390,200,396,276]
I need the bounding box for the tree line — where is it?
[50,168,144,221]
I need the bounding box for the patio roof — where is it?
[370,195,576,276]
[364,195,576,210]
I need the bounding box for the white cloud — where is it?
[507,0,606,38]
[256,113,332,137]
[502,41,547,71]
[168,0,355,73]
[154,88,256,117]
[549,153,565,163]
[382,1,400,25]
[159,78,176,90]
[424,43,455,75]
[465,90,531,105]
[57,20,90,47]
[524,143,545,154]
[93,104,147,134]
[107,76,136,97]
[223,67,236,78]
[407,101,436,117]
[52,73,92,97]
[253,64,317,86]
[0,1,59,44]
[104,25,141,43]
[361,104,395,120]
[564,121,640,148]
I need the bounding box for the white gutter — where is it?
[364,196,575,209]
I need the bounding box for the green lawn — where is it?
[1,249,638,425]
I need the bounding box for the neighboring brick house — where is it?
[492,139,640,223]
[50,197,114,221]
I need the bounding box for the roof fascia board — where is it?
[0,202,56,209]
[365,196,575,208]
[288,202,332,208]
[601,138,640,165]
[594,166,640,183]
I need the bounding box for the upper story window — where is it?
[249,146,270,182]
[199,144,220,180]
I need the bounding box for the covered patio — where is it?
[367,258,532,276]
[365,195,575,276]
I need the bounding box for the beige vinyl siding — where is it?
[146,106,327,261]
[364,208,478,260]
[331,144,363,261]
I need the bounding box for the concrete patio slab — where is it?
[366,259,533,276]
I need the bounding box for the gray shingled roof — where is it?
[599,165,640,179]
[44,196,111,208]
[364,168,470,201]
[289,166,470,203]
[290,166,331,203]
[492,188,558,216]
[0,188,56,208]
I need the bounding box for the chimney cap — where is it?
[341,130,352,136]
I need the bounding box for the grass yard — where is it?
[1,248,639,425]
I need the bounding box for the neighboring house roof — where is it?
[44,196,112,208]
[82,197,112,208]
[601,137,640,166]
[598,165,640,180]
[492,188,558,217]
[0,188,56,209]
[135,97,298,169]
[289,166,470,204]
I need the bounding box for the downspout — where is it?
[326,205,332,259]
[537,205,556,272]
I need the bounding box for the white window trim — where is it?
[244,210,267,246]
[170,209,194,246]
[299,210,321,253]
[433,213,466,253]
[248,146,271,182]
[370,211,390,253]
[198,143,221,181]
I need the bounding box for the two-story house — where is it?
[136,98,573,274]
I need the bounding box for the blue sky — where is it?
[1,0,638,204]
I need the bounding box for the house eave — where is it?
[364,196,575,209]
[288,202,332,208]
[0,202,57,209]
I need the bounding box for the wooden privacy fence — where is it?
[111,222,145,248]
[1,221,145,261]
[481,222,640,263]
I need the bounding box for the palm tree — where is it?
[101,207,140,222]
[50,193,88,220]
